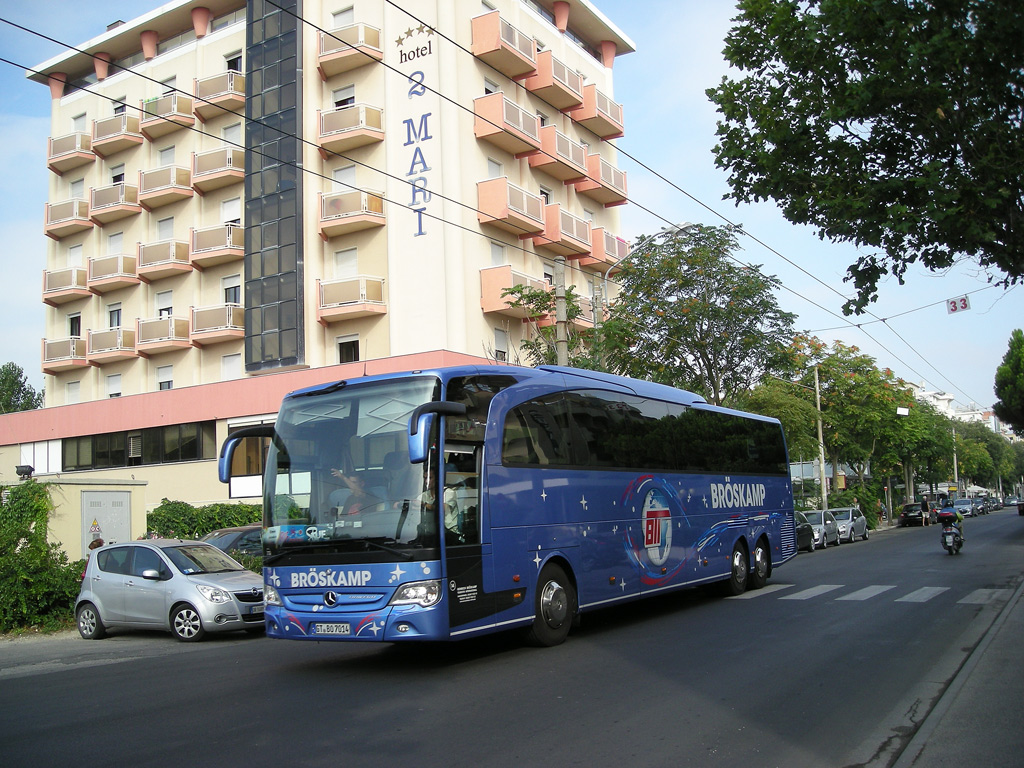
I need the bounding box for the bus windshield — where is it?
[263,375,442,563]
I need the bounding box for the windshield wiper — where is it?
[361,538,414,560]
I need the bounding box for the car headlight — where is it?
[264,584,282,606]
[389,580,442,608]
[196,584,231,604]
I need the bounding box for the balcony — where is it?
[318,190,386,238]
[88,327,137,364]
[471,11,536,79]
[88,253,140,293]
[139,166,193,210]
[42,337,90,375]
[92,114,143,157]
[140,93,195,139]
[191,303,244,346]
[191,224,244,269]
[567,84,624,139]
[89,183,142,224]
[524,50,583,111]
[194,71,245,122]
[476,177,544,237]
[574,153,628,207]
[528,125,588,182]
[47,132,95,175]
[318,104,384,157]
[45,199,93,239]
[579,227,630,272]
[137,316,192,356]
[317,276,387,325]
[473,92,541,157]
[480,264,550,317]
[317,24,383,79]
[138,240,192,282]
[192,147,245,193]
[42,267,90,306]
[532,204,592,258]
[535,293,596,330]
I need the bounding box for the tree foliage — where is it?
[707,0,1024,312]
[499,283,604,370]
[0,362,43,413]
[602,224,797,405]
[993,329,1024,434]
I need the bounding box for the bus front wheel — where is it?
[723,543,749,596]
[526,564,576,647]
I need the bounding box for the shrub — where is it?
[0,481,83,633]
[147,498,260,539]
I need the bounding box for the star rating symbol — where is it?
[404,27,415,40]
[396,35,405,47]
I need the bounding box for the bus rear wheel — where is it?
[750,538,770,590]
[525,564,576,647]
[723,543,749,596]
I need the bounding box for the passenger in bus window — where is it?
[331,469,381,515]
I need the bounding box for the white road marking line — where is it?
[726,583,795,600]
[837,585,898,601]
[779,584,845,600]
[958,589,1011,605]
[896,587,950,603]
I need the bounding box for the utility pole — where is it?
[814,365,828,510]
[952,424,959,498]
[554,254,568,366]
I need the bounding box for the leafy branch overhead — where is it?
[706,0,1024,312]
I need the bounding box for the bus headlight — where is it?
[264,584,282,606]
[390,580,442,608]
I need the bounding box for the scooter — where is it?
[937,511,962,555]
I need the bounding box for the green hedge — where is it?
[146,498,261,539]
[0,482,83,633]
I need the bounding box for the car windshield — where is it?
[804,512,823,525]
[163,544,245,575]
[954,500,971,508]
[831,509,851,520]
[903,504,919,512]
[201,531,241,548]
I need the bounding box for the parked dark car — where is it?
[795,511,815,553]
[899,502,925,527]
[200,524,263,557]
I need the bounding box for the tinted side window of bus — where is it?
[502,394,572,465]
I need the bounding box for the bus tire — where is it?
[525,564,576,647]
[723,542,749,596]
[750,538,770,590]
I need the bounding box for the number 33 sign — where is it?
[947,295,971,314]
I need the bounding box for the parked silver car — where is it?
[804,510,840,549]
[830,506,869,543]
[76,539,264,642]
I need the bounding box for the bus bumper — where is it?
[264,603,447,641]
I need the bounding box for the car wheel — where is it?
[170,604,206,642]
[750,538,770,589]
[525,564,576,647]
[862,527,870,540]
[76,602,106,640]
[722,543,749,596]
[848,529,855,544]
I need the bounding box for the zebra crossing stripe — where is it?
[779,584,845,600]
[958,589,1011,605]
[727,583,794,600]
[896,587,950,603]
[837,585,897,601]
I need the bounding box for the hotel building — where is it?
[2,0,633,556]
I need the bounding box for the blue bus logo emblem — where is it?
[642,490,673,566]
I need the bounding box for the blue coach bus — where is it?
[219,365,796,646]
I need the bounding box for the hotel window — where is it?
[156,290,173,318]
[107,373,122,399]
[160,77,176,96]
[110,164,125,184]
[72,113,86,132]
[484,78,499,95]
[221,353,242,380]
[157,146,175,166]
[66,380,80,405]
[70,178,85,199]
[487,158,503,179]
[334,247,357,279]
[67,244,83,267]
[223,122,242,146]
[108,302,122,329]
[333,85,355,109]
[112,98,126,116]
[68,312,81,338]
[107,231,123,254]
[539,186,552,204]
[223,274,241,304]
[332,8,354,28]
[490,241,505,267]
[157,216,174,240]
[221,197,241,225]
[226,52,242,72]
[494,328,508,362]
[332,164,356,192]
[157,365,173,391]
[337,335,359,364]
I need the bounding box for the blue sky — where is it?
[0,1,1018,410]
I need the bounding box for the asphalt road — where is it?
[2,508,1021,768]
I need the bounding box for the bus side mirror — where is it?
[408,402,467,463]
[219,424,276,483]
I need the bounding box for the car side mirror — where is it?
[141,569,161,580]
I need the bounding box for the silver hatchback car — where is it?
[76,539,264,642]
[829,506,869,543]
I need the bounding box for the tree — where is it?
[0,362,43,413]
[603,224,797,405]
[993,329,1024,434]
[499,283,603,370]
[706,0,1024,313]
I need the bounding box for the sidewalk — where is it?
[892,575,1024,767]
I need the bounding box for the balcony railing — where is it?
[47,132,95,175]
[191,223,244,268]
[192,147,245,192]
[194,71,245,121]
[318,190,386,238]
[92,114,143,157]
[524,50,583,110]
[473,92,541,156]
[480,264,550,317]
[42,337,89,374]
[579,227,630,272]
[533,204,592,257]
[89,183,142,224]
[140,93,195,139]
[138,239,192,281]
[529,125,588,182]
[568,84,624,139]
[191,303,244,345]
[471,11,536,78]
[139,165,193,209]
[88,253,140,293]
[317,24,383,79]
[88,327,137,363]
[42,266,90,306]
[574,153,628,207]
[317,276,387,323]
[45,199,93,239]
[318,104,385,156]
[137,315,192,355]
[476,177,545,236]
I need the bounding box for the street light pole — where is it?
[814,365,828,511]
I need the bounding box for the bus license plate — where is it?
[313,622,351,636]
